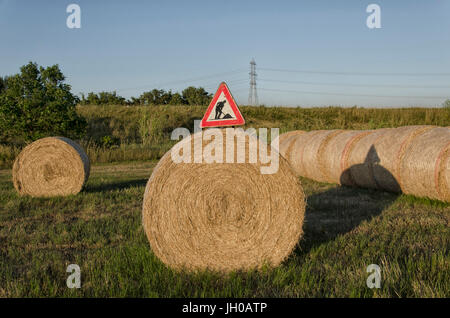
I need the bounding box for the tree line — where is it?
[79,87,212,106]
[0,62,214,144]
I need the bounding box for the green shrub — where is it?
[0,62,86,144]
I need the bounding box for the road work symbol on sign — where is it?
[200,82,245,128]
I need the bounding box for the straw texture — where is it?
[288,130,324,178]
[12,137,90,197]
[278,130,305,147]
[343,128,390,189]
[280,126,449,202]
[400,127,450,201]
[372,125,435,193]
[318,130,371,185]
[142,128,305,272]
[276,130,306,160]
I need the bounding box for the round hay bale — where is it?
[338,130,374,186]
[12,137,90,197]
[344,128,391,190]
[276,130,306,160]
[400,127,450,201]
[316,130,370,185]
[278,130,305,146]
[288,130,324,178]
[142,128,305,272]
[302,129,345,183]
[372,125,436,193]
[316,129,346,183]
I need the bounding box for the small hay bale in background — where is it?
[372,125,435,193]
[142,128,305,272]
[12,137,90,197]
[400,127,450,201]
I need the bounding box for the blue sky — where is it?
[1,0,449,107]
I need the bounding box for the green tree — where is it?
[98,91,126,105]
[80,91,126,105]
[443,99,450,109]
[127,96,141,106]
[84,92,100,105]
[0,77,5,94]
[0,62,86,143]
[139,89,173,105]
[169,92,185,105]
[182,86,211,105]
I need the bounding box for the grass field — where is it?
[0,161,448,297]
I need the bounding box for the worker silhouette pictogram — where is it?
[214,100,226,119]
[214,100,234,120]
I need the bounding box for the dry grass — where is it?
[0,161,448,297]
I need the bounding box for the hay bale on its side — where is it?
[12,137,90,197]
[287,130,325,178]
[302,130,344,183]
[316,129,346,183]
[400,127,450,201]
[276,130,306,160]
[142,128,305,272]
[315,130,369,185]
[344,128,391,189]
[372,125,436,193]
[277,130,305,147]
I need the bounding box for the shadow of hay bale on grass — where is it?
[295,147,400,256]
[84,178,148,193]
[297,182,399,256]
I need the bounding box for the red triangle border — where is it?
[200,82,245,128]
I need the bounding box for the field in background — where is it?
[0,161,448,297]
[1,105,449,169]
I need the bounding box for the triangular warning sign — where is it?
[200,82,245,128]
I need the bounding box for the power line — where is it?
[248,59,259,105]
[259,67,450,77]
[259,78,450,89]
[97,69,247,93]
[203,78,249,89]
[259,87,448,99]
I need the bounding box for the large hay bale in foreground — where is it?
[400,127,450,201]
[372,125,436,193]
[142,128,305,272]
[12,137,90,197]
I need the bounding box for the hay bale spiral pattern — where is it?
[12,137,90,197]
[400,127,450,201]
[142,129,305,272]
